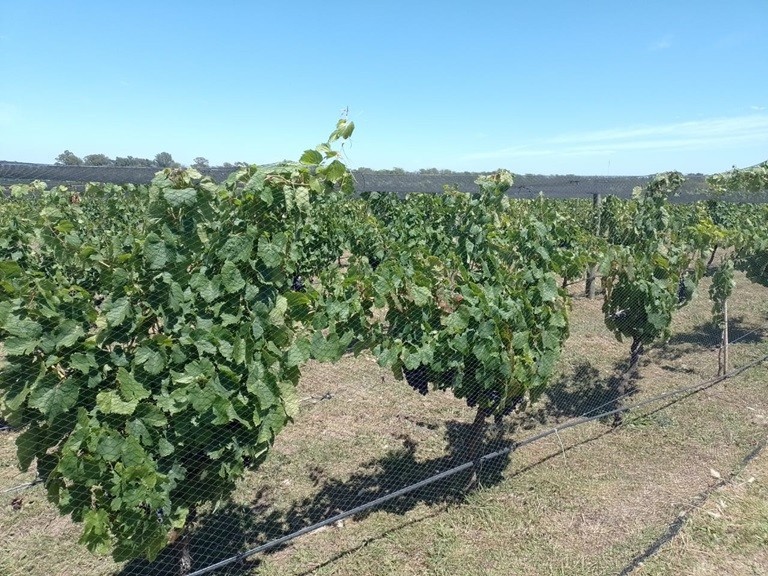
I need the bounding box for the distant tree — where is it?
[114,156,155,167]
[82,153,114,166]
[154,152,179,168]
[192,156,210,171]
[54,150,83,166]
[216,161,249,170]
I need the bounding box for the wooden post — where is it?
[586,192,601,298]
[722,299,729,375]
[718,298,729,376]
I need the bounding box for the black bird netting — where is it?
[1,153,767,576]
[0,160,715,200]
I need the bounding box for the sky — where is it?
[1,0,766,175]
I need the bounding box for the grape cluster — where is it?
[291,275,305,292]
[403,365,429,395]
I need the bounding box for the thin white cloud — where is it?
[649,35,673,51]
[751,105,766,111]
[464,115,768,162]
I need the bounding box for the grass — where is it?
[1,270,767,575]
[636,443,768,576]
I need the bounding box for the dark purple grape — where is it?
[403,365,429,395]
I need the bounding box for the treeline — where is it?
[54,150,248,171]
[54,151,711,181]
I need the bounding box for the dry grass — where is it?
[1,271,767,576]
[635,445,768,576]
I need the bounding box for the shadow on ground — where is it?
[117,421,512,576]
[542,360,639,422]
[119,358,651,575]
[662,315,766,354]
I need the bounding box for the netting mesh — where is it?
[1,158,767,576]
[0,161,712,199]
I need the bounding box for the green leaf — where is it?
[538,278,559,303]
[409,285,432,306]
[117,368,151,401]
[96,431,123,461]
[268,295,288,326]
[168,281,186,311]
[158,437,174,457]
[104,298,131,327]
[16,425,45,471]
[647,310,668,331]
[121,436,146,467]
[221,236,253,263]
[70,352,97,374]
[257,409,287,444]
[190,383,216,413]
[247,373,277,409]
[443,309,469,333]
[258,237,283,268]
[0,260,23,280]
[512,330,531,350]
[311,331,343,362]
[96,390,139,415]
[221,260,246,293]
[28,376,79,420]
[323,159,347,181]
[143,233,168,270]
[163,187,197,207]
[340,120,355,139]
[3,316,42,339]
[55,220,75,234]
[125,419,152,446]
[137,404,168,428]
[79,508,112,555]
[0,301,13,326]
[55,320,85,350]
[3,373,31,411]
[198,278,221,303]
[245,170,266,192]
[134,346,166,375]
[3,336,40,356]
[300,149,323,165]
[277,380,299,418]
[286,337,311,368]
[251,318,264,341]
[538,349,559,378]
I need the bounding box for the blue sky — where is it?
[1,0,766,175]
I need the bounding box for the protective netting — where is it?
[0,161,713,199]
[1,150,767,576]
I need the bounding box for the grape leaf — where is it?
[96,390,139,415]
[28,376,79,420]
